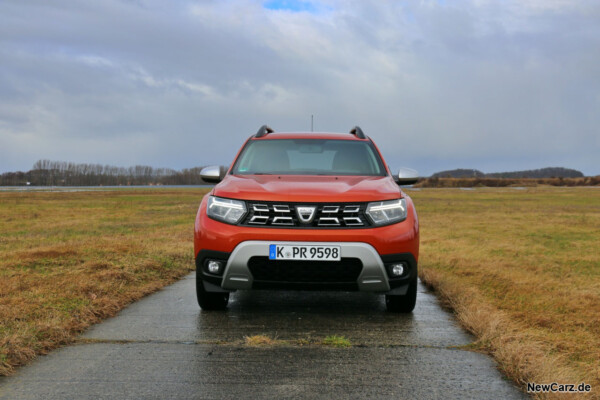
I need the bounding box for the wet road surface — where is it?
[0,273,526,399]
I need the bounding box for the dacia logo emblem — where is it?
[296,206,316,223]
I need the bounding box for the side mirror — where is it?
[394,167,419,185]
[200,165,226,183]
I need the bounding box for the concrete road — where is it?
[0,273,526,399]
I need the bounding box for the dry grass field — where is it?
[409,186,600,398]
[0,187,598,398]
[0,189,208,375]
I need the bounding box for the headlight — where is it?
[366,198,407,226]
[206,196,247,224]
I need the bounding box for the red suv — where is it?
[194,126,420,312]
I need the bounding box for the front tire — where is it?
[196,276,229,310]
[385,276,417,313]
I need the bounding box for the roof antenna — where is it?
[311,115,314,132]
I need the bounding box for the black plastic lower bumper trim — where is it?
[195,249,230,287]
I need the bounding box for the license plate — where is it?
[269,244,341,261]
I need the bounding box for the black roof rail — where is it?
[255,125,274,138]
[350,126,366,139]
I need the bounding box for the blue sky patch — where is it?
[263,0,319,13]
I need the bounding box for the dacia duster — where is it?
[194,126,420,312]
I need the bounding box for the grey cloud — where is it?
[1,0,599,176]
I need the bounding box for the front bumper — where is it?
[196,241,417,294]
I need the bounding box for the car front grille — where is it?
[247,256,363,283]
[241,202,371,228]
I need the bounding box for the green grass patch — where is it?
[322,335,352,348]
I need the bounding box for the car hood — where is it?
[213,175,402,203]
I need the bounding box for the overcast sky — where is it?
[1,0,599,176]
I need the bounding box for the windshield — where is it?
[232,139,386,176]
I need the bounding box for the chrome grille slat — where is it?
[272,216,294,225]
[253,204,269,212]
[343,217,363,226]
[318,217,340,226]
[249,215,269,224]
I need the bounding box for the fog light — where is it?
[207,260,223,274]
[391,263,405,277]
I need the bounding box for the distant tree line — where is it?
[431,167,584,179]
[486,167,584,179]
[0,160,211,186]
[416,176,600,188]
